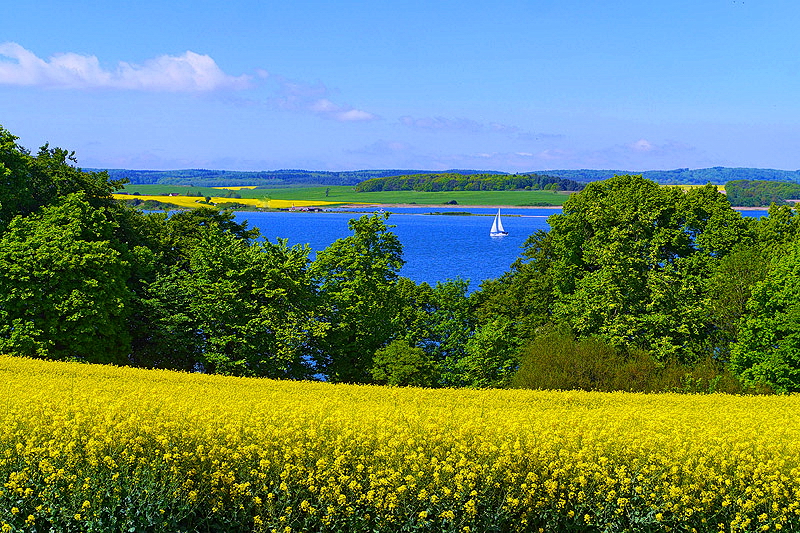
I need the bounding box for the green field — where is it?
[118,184,571,206]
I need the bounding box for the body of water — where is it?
[234,207,770,293]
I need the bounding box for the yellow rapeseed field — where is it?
[1,356,798,532]
[112,194,268,209]
[112,194,344,210]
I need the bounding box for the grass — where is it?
[117,184,572,207]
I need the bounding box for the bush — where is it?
[511,326,750,393]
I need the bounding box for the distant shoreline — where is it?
[339,203,563,209]
[341,203,771,211]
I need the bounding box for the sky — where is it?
[1,0,800,172]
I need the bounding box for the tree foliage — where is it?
[479,175,753,363]
[355,172,584,193]
[371,339,438,387]
[310,213,405,383]
[730,239,800,392]
[724,179,800,207]
[0,125,123,234]
[0,193,133,363]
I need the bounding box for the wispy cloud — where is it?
[274,78,378,122]
[0,42,251,92]
[521,139,717,170]
[398,115,565,142]
[399,116,485,133]
[347,140,411,156]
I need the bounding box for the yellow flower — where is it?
[3,355,800,532]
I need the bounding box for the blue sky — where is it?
[1,0,799,172]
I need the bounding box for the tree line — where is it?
[539,167,800,185]
[99,168,507,187]
[354,173,585,193]
[2,124,800,392]
[724,179,800,207]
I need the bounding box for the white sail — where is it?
[490,209,508,236]
[495,211,505,233]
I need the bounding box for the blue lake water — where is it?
[234,207,769,293]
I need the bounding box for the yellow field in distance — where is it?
[667,184,726,192]
[112,194,346,209]
[113,194,267,208]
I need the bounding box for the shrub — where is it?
[512,326,750,393]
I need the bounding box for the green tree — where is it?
[705,245,770,358]
[0,124,122,235]
[310,213,404,383]
[524,176,748,361]
[470,228,557,340]
[0,193,133,363]
[164,206,259,245]
[393,277,475,387]
[453,317,521,388]
[128,265,204,371]
[133,225,324,378]
[753,203,800,252]
[730,238,800,392]
[371,339,438,387]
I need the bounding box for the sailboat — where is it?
[490,208,508,237]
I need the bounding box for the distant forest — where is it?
[354,173,585,192]
[92,166,800,189]
[544,167,800,185]
[95,168,505,187]
[725,180,800,207]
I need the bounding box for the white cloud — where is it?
[348,140,411,156]
[630,139,654,152]
[398,115,565,143]
[536,148,572,161]
[0,42,251,92]
[336,109,376,122]
[274,78,377,122]
[399,115,484,132]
